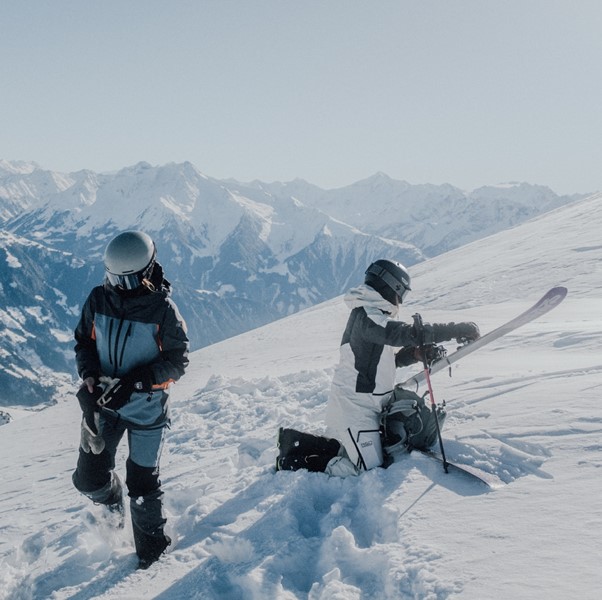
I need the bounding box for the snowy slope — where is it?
[1,193,601,600]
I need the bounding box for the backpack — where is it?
[381,385,446,454]
[276,427,341,472]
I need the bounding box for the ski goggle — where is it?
[396,286,410,303]
[105,260,155,290]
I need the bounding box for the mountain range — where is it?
[0,158,589,409]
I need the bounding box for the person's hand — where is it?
[81,376,96,394]
[452,322,480,343]
[414,344,443,362]
[76,381,103,431]
[431,322,480,344]
[395,346,418,367]
[98,366,154,410]
[80,414,105,454]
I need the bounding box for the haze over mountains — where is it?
[0,159,589,409]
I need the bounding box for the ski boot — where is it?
[136,533,171,569]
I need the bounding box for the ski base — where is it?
[415,449,505,489]
[402,286,568,388]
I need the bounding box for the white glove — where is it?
[80,413,105,454]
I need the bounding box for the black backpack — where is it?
[381,385,446,454]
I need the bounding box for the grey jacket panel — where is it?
[94,313,161,378]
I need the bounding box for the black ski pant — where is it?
[72,414,168,556]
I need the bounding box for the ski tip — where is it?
[538,286,568,307]
[550,286,568,297]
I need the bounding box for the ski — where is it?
[402,286,568,388]
[414,449,505,489]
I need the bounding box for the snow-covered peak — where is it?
[353,171,408,188]
[0,158,40,175]
[469,181,559,206]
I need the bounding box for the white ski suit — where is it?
[325,284,418,475]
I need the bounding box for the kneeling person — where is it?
[324,259,479,476]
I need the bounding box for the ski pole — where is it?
[413,314,449,473]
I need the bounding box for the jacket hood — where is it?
[344,284,399,317]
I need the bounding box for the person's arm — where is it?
[151,298,190,388]
[74,292,101,384]
[360,309,480,349]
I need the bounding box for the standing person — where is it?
[324,259,479,476]
[72,231,189,569]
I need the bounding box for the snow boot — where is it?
[75,471,125,528]
[135,532,171,570]
[74,470,124,515]
[276,427,341,472]
[105,487,126,529]
[130,488,170,569]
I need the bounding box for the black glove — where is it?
[395,346,419,367]
[455,322,480,342]
[76,383,104,434]
[432,322,480,343]
[80,414,105,454]
[395,344,442,367]
[98,366,155,411]
[416,343,445,363]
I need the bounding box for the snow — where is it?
[4,251,22,269]
[1,193,602,599]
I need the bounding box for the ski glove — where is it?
[80,413,105,454]
[395,346,419,367]
[395,344,441,367]
[98,366,155,411]
[76,381,104,433]
[431,322,480,344]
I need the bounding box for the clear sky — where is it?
[2,0,601,194]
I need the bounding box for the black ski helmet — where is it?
[364,259,411,305]
[103,231,156,290]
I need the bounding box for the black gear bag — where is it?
[381,385,446,455]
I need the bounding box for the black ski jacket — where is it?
[74,271,189,428]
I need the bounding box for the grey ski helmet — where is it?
[103,231,156,290]
[365,259,411,305]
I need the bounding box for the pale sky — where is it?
[2,0,601,194]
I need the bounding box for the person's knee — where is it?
[345,428,384,471]
[72,448,112,493]
[126,458,161,498]
[324,456,360,477]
